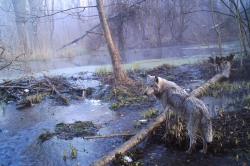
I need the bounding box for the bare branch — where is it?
[0,53,24,71]
[58,0,147,50]
[184,9,234,17]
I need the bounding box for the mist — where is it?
[0,0,248,78]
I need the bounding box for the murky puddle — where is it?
[0,73,128,166]
[0,98,122,166]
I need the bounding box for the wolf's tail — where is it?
[204,119,213,143]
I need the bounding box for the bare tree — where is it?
[168,0,194,43]
[28,0,44,51]
[220,0,249,57]
[142,0,169,57]
[96,0,131,84]
[12,0,29,55]
[211,0,223,56]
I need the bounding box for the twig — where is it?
[84,133,135,139]
[0,53,24,71]
[0,46,5,56]
[0,85,29,89]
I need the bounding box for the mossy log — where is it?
[93,59,233,166]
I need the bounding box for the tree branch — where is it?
[58,0,147,50]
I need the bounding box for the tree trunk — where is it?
[210,0,223,56]
[12,0,29,55]
[28,0,43,51]
[96,0,130,84]
[93,60,232,166]
[117,21,126,62]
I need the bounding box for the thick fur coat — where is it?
[145,75,213,153]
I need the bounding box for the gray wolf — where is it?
[144,75,213,154]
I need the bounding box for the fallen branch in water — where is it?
[93,57,233,166]
[44,76,70,105]
[84,133,135,139]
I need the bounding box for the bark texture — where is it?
[96,0,130,84]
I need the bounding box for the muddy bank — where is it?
[94,58,250,166]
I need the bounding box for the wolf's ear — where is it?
[155,76,159,83]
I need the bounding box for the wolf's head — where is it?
[144,75,166,97]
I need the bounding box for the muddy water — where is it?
[0,76,126,166]
[0,72,151,166]
[0,99,121,166]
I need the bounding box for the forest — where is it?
[0,0,249,166]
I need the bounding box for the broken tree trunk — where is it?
[190,61,231,97]
[93,61,232,166]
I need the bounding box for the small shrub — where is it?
[70,145,78,159]
[130,63,140,72]
[143,108,158,119]
[96,67,110,76]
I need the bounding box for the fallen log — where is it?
[93,60,232,166]
[190,61,231,97]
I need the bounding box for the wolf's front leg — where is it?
[200,136,207,154]
[186,135,196,154]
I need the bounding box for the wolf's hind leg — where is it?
[186,116,198,154]
[200,118,213,154]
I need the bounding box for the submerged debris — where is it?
[62,145,78,161]
[55,121,99,140]
[38,131,55,143]
[17,93,48,109]
[38,121,99,142]
[70,145,78,159]
[0,76,93,109]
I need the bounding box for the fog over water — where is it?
[0,0,248,79]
